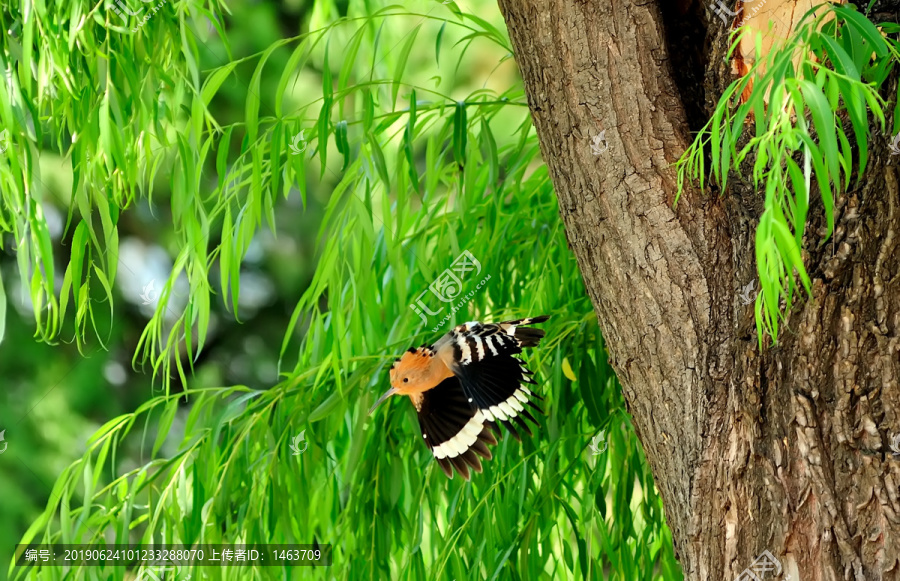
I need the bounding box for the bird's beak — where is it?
[368,387,398,415]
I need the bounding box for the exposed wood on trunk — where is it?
[497,0,900,579]
[732,0,840,64]
[731,0,843,103]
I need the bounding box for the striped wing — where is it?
[413,376,497,480]
[435,316,548,440]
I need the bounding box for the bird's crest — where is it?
[389,347,435,386]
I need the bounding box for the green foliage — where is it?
[2,1,679,579]
[676,3,899,342]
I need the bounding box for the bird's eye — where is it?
[403,378,409,383]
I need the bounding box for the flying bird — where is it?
[369,315,550,480]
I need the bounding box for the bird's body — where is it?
[370,316,549,480]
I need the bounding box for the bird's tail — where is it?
[499,315,550,348]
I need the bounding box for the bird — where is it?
[368,315,550,480]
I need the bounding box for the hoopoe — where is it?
[369,315,550,480]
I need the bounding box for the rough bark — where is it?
[497,0,900,579]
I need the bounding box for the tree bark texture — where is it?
[497,0,900,579]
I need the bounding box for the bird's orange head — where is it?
[389,347,435,394]
[369,346,452,415]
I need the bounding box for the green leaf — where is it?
[368,134,391,189]
[820,33,860,79]
[0,268,6,345]
[201,61,238,106]
[435,22,447,67]
[771,220,811,294]
[453,101,467,168]
[480,118,499,189]
[318,39,334,177]
[276,39,310,118]
[246,42,281,144]
[833,5,889,58]
[308,390,342,423]
[335,120,350,171]
[405,91,419,192]
[392,24,422,109]
[796,79,839,192]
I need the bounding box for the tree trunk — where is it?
[497,1,900,579]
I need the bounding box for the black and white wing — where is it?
[413,375,497,480]
[434,316,549,440]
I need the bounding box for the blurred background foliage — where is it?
[0,0,680,579]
